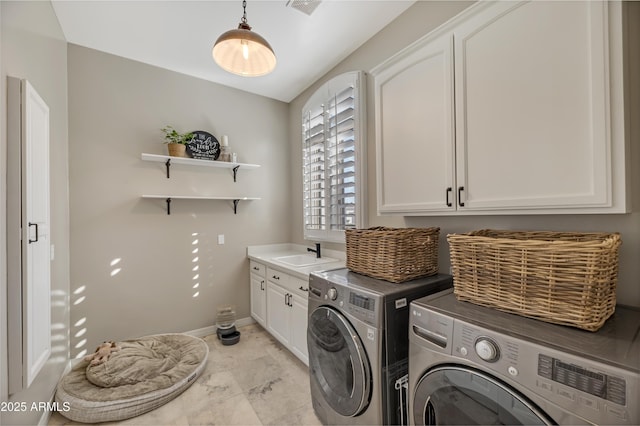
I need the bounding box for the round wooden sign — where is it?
[186,130,220,160]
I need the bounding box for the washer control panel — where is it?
[308,274,380,326]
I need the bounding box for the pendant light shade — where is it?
[212,1,276,77]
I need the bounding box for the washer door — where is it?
[413,366,553,425]
[307,306,372,417]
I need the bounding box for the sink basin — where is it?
[274,254,338,267]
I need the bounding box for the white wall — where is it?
[1,1,70,424]
[289,1,640,307]
[67,45,291,358]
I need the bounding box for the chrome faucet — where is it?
[307,243,321,258]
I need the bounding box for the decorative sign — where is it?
[186,130,220,160]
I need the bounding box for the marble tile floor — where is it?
[49,323,322,426]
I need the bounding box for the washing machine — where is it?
[307,268,452,425]
[409,289,640,425]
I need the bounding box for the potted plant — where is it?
[161,125,193,157]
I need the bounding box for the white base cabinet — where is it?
[249,261,266,328]
[374,0,629,215]
[249,261,309,365]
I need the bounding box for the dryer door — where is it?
[413,366,553,425]
[307,306,372,417]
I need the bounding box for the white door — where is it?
[266,283,290,346]
[454,1,610,211]
[290,294,308,365]
[375,33,455,214]
[250,274,266,327]
[21,80,51,388]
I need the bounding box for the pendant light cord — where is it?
[241,0,248,25]
[238,0,251,30]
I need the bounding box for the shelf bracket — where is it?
[232,165,240,182]
[166,197,172,215]
[165,159,171,179]
[233,199,239,214]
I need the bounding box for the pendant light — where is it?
[212,0,276,77]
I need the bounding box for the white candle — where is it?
[221,135,229,146]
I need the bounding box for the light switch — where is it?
[217,234,225,245]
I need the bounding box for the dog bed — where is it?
[55,334,208,423]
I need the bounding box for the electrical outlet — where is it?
[218,234,225,245]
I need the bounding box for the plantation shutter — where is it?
[327,85,356,230]
[303,104,326,232]
[302,71,365,242]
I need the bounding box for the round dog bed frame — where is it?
[55,334,208,423]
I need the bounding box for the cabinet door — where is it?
[375,33,456,214]
[266,282,290,346]
[250,273,266,328]
[454,1,611,211]
[289,294,309,365]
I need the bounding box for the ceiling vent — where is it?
[286,0,322,16]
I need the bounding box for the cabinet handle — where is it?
[445,187,452,207]
[253,266,260,271]
[260,280,264,291]
[285,293,289,306]
[299,286,309,292]
[272,275,280,280]
[458,186,465,207]
[28,222,39,244]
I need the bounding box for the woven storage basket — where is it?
[448,229,621,331]
[345,227,439,283]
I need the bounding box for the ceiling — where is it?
[51,0,416,103]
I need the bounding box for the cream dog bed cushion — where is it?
[55,334,208,423]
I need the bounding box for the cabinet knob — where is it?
[253,266,259,271]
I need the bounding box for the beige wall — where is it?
[1,1,70,424]
[289,1,640,307]
[67,45,291,358]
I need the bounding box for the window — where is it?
[302,71,366,243]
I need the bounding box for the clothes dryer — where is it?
[409,289,640,425]
[307,269,452,425]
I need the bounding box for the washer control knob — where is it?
[475,338,500,362]
[327,288,338,301]
[460,347,468,356]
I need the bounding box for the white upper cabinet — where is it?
[375,33,455,213]
[373,1,629,215]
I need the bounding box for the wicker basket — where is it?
[448,229,621,331]
[346,227,439,283]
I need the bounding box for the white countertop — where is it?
[247,243,346,280]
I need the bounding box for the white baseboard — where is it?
[182,316,255,338]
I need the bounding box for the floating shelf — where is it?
[141,195,260,215]
[141,153,260,181]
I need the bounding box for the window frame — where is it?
[302,71,367,243]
